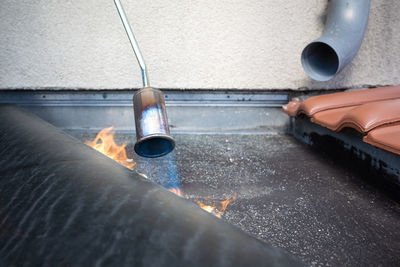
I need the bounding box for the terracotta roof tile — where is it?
[282,86,400,155]
[281,98,302,117]
[312,99,400,133]
[364,124,400,155]
[311,107,355,131]
[282,86,400,117]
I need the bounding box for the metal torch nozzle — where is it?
[133,87,175,158]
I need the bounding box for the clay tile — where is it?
[364,124,400,155]
[336,99,400,133]
[282,100,302,117]
[297,86,400,117]
[311,107,356,131]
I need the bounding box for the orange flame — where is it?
[219,193,237,212]
[135,171,148,179]
[195,201,223,218]
[195,193,237,218]
[85,126,135,170]
[86,127,236,218]
[168,188,183,197]
[168,186,237,218]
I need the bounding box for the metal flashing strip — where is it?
[0,90,288,107]
[0,90,290,134]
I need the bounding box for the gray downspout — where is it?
[301,0,371,81]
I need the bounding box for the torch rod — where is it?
[114,0,150,87]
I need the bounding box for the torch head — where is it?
[133,87,175,158]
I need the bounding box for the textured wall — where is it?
[0,0,399,90]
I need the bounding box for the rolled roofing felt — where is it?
[0,105,304,267]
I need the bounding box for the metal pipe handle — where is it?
[113,0,175,158]
[114,0,150,87]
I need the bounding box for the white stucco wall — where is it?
[0,0,399,90]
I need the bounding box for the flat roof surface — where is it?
[73,132,400,266]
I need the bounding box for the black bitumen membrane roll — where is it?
[0,105,304,267]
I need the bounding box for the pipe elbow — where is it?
[301,0,371,81]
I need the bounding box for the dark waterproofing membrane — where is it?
[0,105,303,267]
